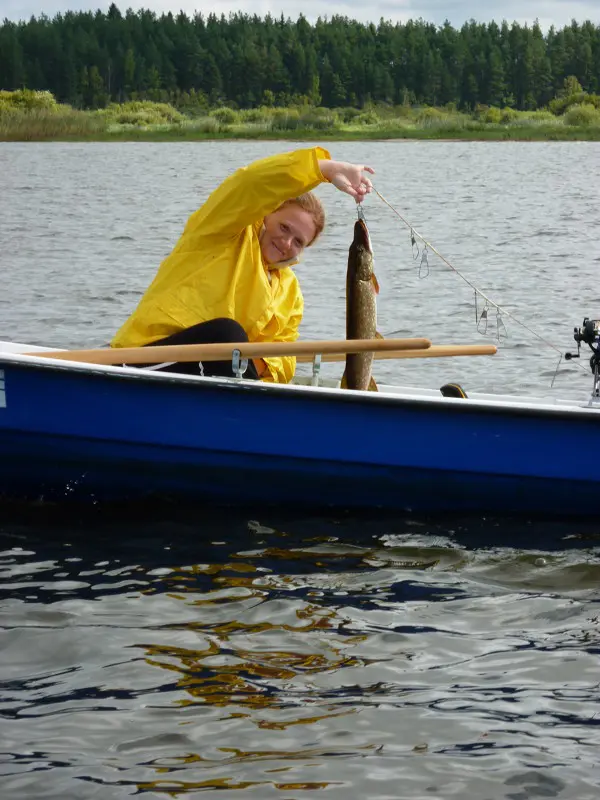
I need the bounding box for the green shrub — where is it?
[482,106,503,124]
[550,92,587,115]
[472,103,489,119]
[415,107,444,126]
[506,115,561,128]
[241,107,268,123]
[181,116,220,133]
[499,107,518,124]
[270,109,302,130]
[430,115,469,131]
[392,103,414,117]
[338,106,362,123]
[100,101,183,126]
[298,108,339,130]
[564,103,600,127]
[209,107,238,125]
[355,110,379,125]
[0,89,59,111]
[414,107,469,130]
[115,110,155,126]
[549,92,600,115]
[125,100,182,121]
[524,110,554,121]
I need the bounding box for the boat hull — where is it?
[1,357,599,515]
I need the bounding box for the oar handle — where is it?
[297,343,497,362]
[28,337,432,366]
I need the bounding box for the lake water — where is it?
[2,140,600,394]
[1,141,600,798]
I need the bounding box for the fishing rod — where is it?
[371,186,591,381]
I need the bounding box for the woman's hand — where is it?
[318,159,375,202]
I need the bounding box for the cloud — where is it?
[1,0,599,29]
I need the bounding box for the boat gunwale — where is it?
[1,349,599,423]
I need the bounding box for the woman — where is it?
[111,146,374,383]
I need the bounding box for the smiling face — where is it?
[260,205,318,266]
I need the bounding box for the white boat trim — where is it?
[0,339,598,416]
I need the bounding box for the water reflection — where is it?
[0,504,599,797]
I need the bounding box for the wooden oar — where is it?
[296,343,497,362]
[26,337,432,366]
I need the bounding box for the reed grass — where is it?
[0,106,106,140]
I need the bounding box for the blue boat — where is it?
[1,338,599,516]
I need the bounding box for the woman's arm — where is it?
[184,147,330,240]
[183,150,375,242]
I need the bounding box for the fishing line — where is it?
[372,186,589,375]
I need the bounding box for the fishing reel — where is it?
[565,317,600,399]
[573,318,600,349]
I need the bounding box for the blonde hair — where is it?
[279,192,325,245]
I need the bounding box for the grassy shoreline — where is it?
[3,91,600,142]
[6,123,600,143]
[96,126,600,142]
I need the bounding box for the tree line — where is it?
[1,4,599,111]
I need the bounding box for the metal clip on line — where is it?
[410,229,420,261]
[231,349,249,379]
[418,246,430,279]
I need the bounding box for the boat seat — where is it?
[440,382,468,399]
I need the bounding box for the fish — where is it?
[342,217,380,391]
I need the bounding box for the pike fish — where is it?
[343,217,380,391]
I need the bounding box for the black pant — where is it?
[132,318,260,379]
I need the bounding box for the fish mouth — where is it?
[355,219,372,253]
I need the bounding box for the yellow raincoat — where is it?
[111,146,331,383]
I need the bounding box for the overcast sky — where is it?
[1,0,598,30]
